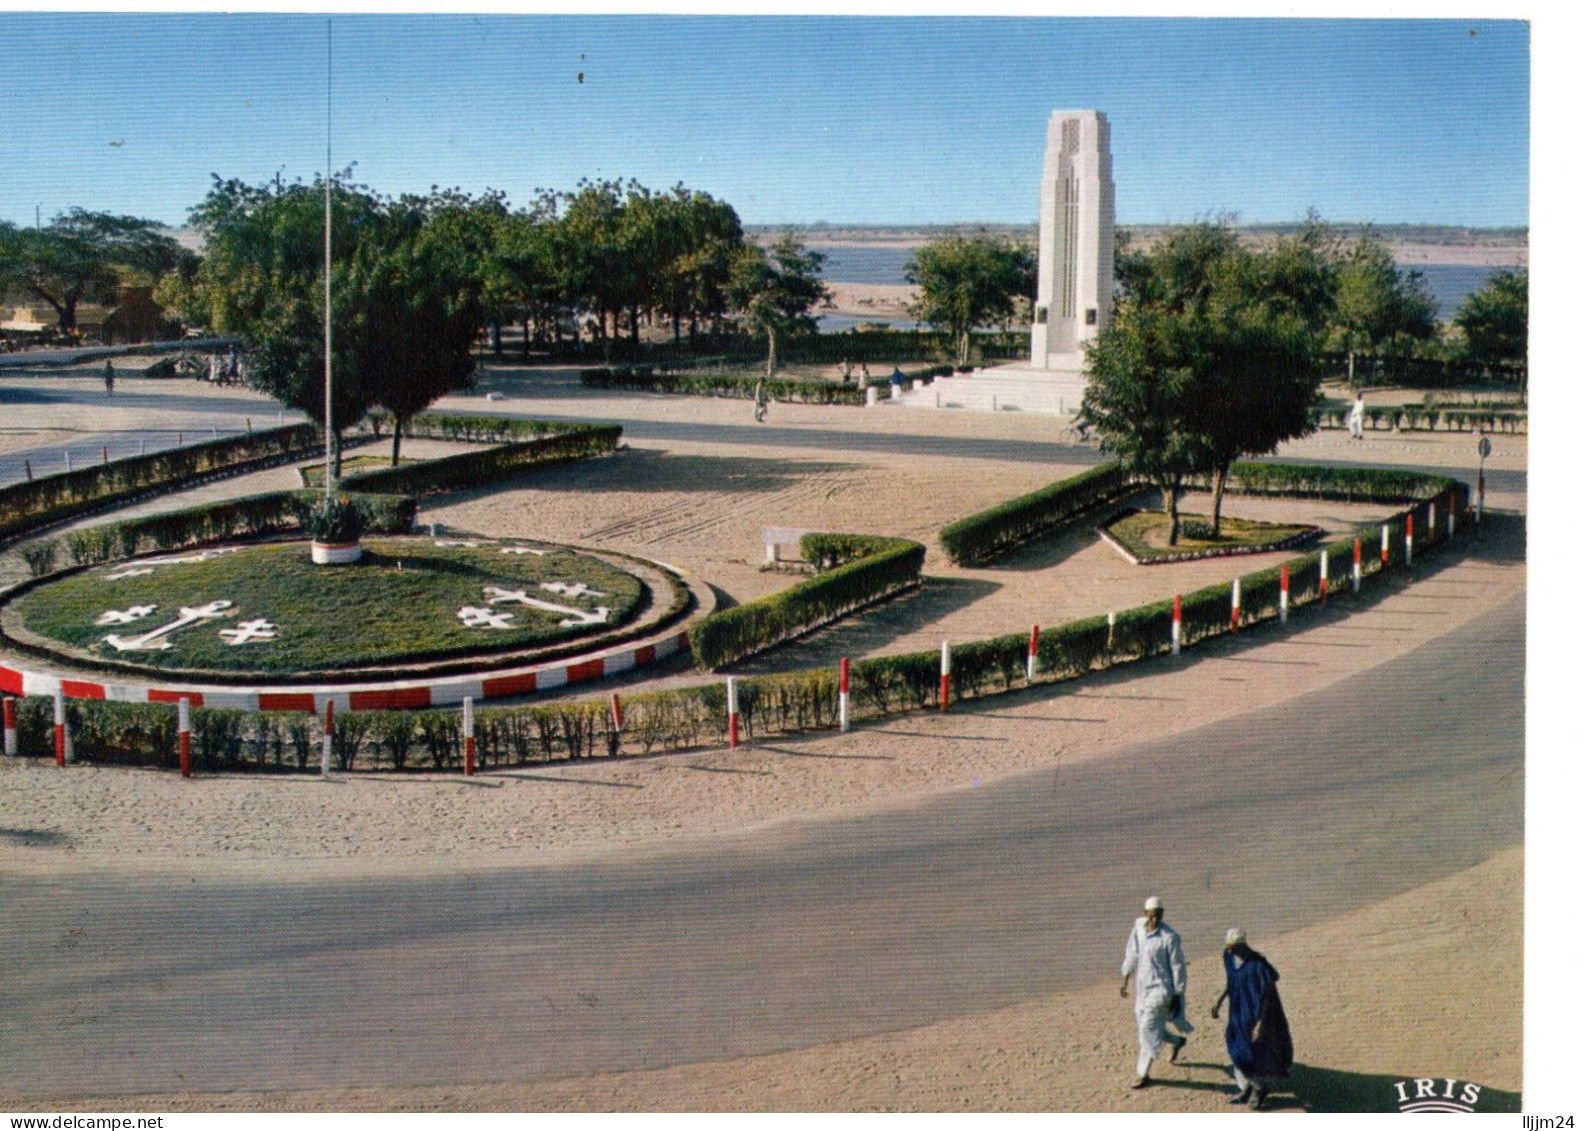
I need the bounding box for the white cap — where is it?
[1226,927,1246,946]
[1144,896,1162,912]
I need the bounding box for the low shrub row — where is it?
[1311,406,1526,434]
[367,412,567,445]
[4,484,1469,773]
[20,490,417,576]
[0,424,322,543]
[580,365,962,405]
[581,367,867,406]
[339,423,622,496]
[1215,461,1461,504]
[938,462,1135,566]
[686,533,926,670]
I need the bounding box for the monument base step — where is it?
[895,365,1088,416]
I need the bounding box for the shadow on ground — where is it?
[1285,1062,1521,1112]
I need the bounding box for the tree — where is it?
[172,175,481,476]
[906,234,1035,364]
[1455,269,1527,367]
[1328,231,1436,385]
[726,236,830,380]
[1081,303,1210,545]
[1187,230,1328,535]
[349,205,482,465]
[1082,222,1324,543]
[0,209,189,336]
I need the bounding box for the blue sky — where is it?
[0,14,1529,230]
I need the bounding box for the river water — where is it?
[810,244,1522,331]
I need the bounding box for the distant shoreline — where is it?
[753,223,1527,270]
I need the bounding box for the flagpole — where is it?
[323,17,334,502]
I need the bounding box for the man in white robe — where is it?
[1120,895,1192,1089]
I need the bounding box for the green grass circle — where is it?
[10,537,646,676]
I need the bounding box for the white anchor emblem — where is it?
[95,605,158,626]
[458,606,516,629]
[103,600,233,652]
[105,548,239,581]
[219,618,278,646]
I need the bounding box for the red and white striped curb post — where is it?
[1447,495,1456,540]
[462,696,476,776]
[3,696,16,757]
[320,699,334,775]
[1353,537,1362,593]
[838,657,850,733]
[177,697,192,778]
[1380,523,1390,568]
[1027,625,1039,684]
[727,676,740,749]
[53,688,67,766]
[1428,502,1437,546]
[1406,513,1415,565]
[1230,578,1242,633]
[1279,563,1290,624]
[1171,595,1182,656]
[1107,611,1116,650]
[1319,551,1329,607]
[610,693,623,734]
[939,641,951,710]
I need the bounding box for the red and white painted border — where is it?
[0,627,690,713]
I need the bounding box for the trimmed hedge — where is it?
[1214,461,1460,504]
[0,424,322,543]
[579,365,961,405]
[2,463,1475,773]
[340,423,621,496]
[368,412,561,445]
[36,490,417,570]
[939,461,1134,567]
[686,533,926,670]
[1310,405,1526,434]
[582,366,865,405]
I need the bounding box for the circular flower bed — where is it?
[4,537,648,677]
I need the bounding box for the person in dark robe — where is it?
[1211,928,1293,1110]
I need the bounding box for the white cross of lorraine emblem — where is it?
[481,586,610,627]
[539,580,606,599]
[95,605,158,626]
[458,606,516,629]
[219,618,278,645]
[103,600,233,652]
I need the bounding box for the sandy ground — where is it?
[0,370,1528,1111]
[25,845,1515,1113]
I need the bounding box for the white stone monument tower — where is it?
[1030,109,1114,379]
[894,109,1113,415]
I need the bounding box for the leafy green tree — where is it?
[906,234,1035,364]
[726,236,830,380]
[1081,303,1210,545]
[1083,222,1324,542]
[1328,231,1437,385]
[0,209,190,336]
[557,178,639,359]
[1455,269,1527,367]
[171,175,481,475]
